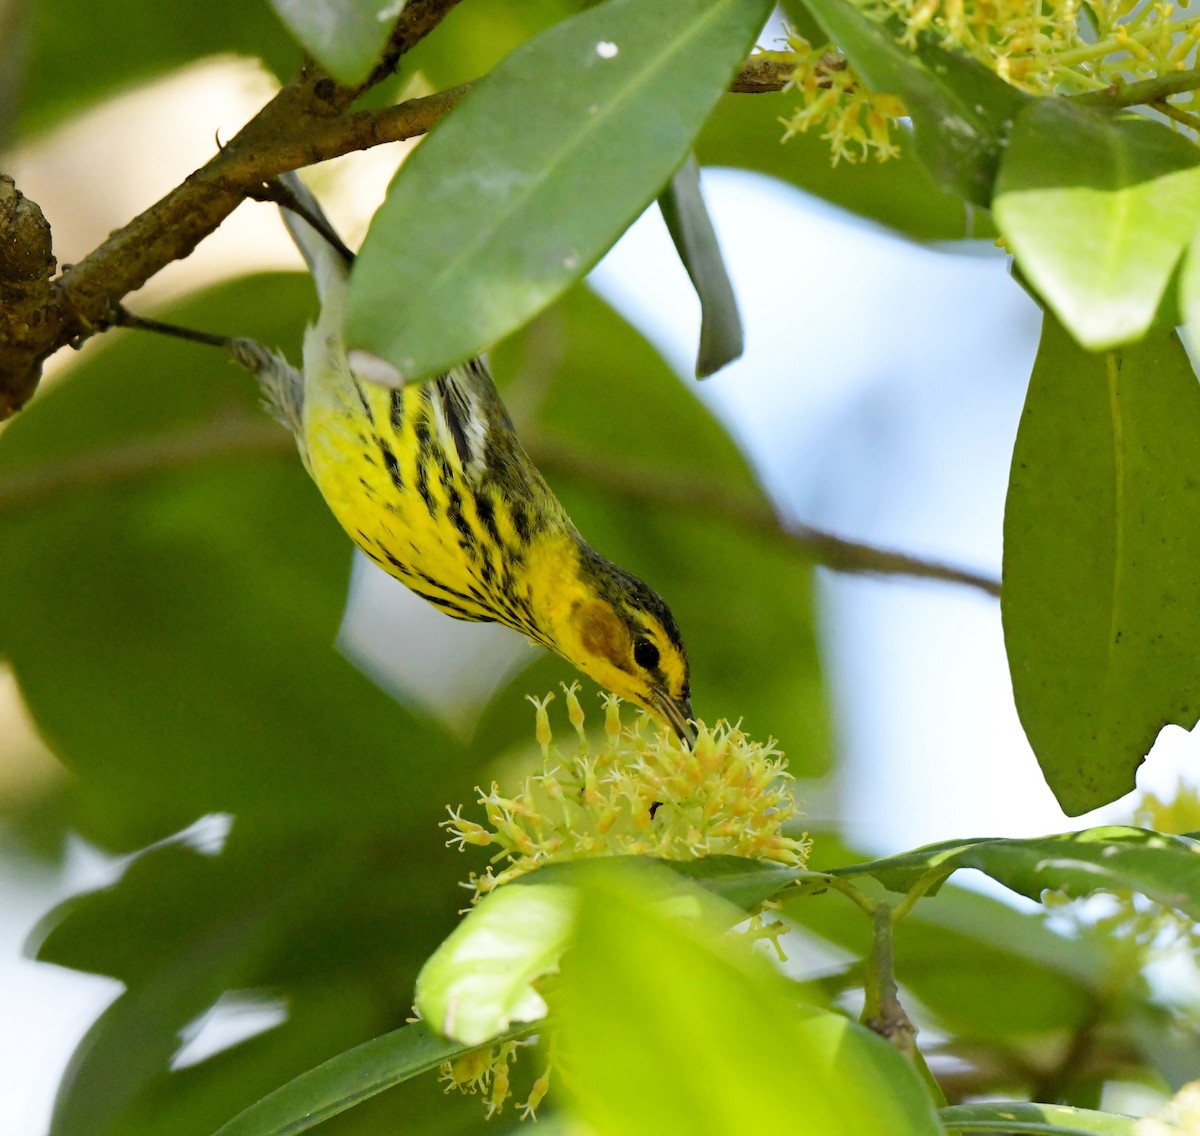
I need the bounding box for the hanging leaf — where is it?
[659,154,744,378]
[1003,316,1200,813]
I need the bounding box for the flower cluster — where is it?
[784,0,1200,163]
[782,35,906,164]
[444,685,810,902]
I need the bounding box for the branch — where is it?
[527,435,1002,596]
[1073,64,1200,107]
[0,0,465,419]
[0,44,796,423]
[0,412,1001,599]
[861,903,918,1058]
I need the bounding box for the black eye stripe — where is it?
[633,637,660,670]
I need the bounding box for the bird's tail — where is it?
[274,171,355,315]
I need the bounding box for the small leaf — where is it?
[995,99,1200,349]
[939,1102,1138,1135]
[211,1021,516,1136]
[346,0,774,383]
[1002,316,1200,813]
[267,0,402,84]
[827,826,1200,919]
[666,855,807,910]
[558,866,942,1136]
[414,881,575,1045]
[800,0,1027,204]
[659,155,744,378]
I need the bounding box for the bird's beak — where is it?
[652,690,696,747]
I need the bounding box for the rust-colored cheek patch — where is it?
[577,601,631,669]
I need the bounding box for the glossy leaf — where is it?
[346,0,775,383]
[211,1021,515,1136]
[267,0,402,83]
[939,1102,1138,1135]
[800,0,1027,204]
[558,866,942,1136]
[414,881,575,1045]
[1002,317,1200,813]
[826,827,1200,919]
[659,155,744,378]
[995,99,1200,350]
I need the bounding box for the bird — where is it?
[128,173,694,742]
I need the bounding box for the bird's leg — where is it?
[114,306,278,376]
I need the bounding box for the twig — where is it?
[1074,63,1200,107]
[527,435,1002,597]
[0,413,1001,600]
[861,902,918,1059]
[1152,97,1200,131]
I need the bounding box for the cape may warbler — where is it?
[175,174,695,740]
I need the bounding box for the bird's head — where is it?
[541,543,693,743]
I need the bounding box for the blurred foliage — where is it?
[5,0,1200,1133]
[6,0,298,140]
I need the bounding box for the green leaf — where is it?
[799,0,1027,204]
[414,881,575,1045]
[995,99,1200,350]
[346,0,775,383]
[558,866,943,1136]
[667,855,808,910]
[659,154,743,378]
[266,0,401,84]
[211,1021,514,1136]
[786,835,1109,1038]
[827,826,1200,919]
[939,1102,1138,1135]
[1002,316,1200,813]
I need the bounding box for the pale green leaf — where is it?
[414,881,575,1045]
[558,866,942,1136]
[995,99,1200,349]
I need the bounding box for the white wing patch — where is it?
[432,372,489,478]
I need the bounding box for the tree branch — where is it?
[0,0,465,419]
[527,434,1003,597]
[0,43,796,423]
[0,412,1000,598]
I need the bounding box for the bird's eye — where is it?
[633,637,660,670]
